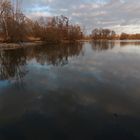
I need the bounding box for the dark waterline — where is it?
[0,41,140,140]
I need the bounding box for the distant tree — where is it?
[120,33,129,40]
[119,33,140,40]
[91,28,116,40]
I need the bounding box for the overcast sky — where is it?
[20,0,140,34]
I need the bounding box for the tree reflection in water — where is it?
[0,48,27,82]
[119,41,140,47]
[2,41,139,83]
[91,41,115,51]
[28,42,83,66]
[0,43,83,82]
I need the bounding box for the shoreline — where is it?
[0,40,82,50]
[0,41,44,51]
[1,39,140,51]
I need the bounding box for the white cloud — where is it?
[21,0,140,34]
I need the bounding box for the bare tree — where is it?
[91,28,116,40]
[31,15,83,43]
[0,1,84,44]
[0,0,27,42]
[0,0,13,41]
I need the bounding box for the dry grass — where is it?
[27,37,41,42]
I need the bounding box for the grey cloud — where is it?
[21,0,140,33]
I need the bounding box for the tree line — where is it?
[0,0,140,43]
[31,16,83,43]
[0,0,83,43]
[91,28,140,40]
[119,33,140,40]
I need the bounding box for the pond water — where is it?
[0,41,140,140]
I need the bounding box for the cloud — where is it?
[21,0,140,34]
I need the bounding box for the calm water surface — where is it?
[0,41,140,140]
